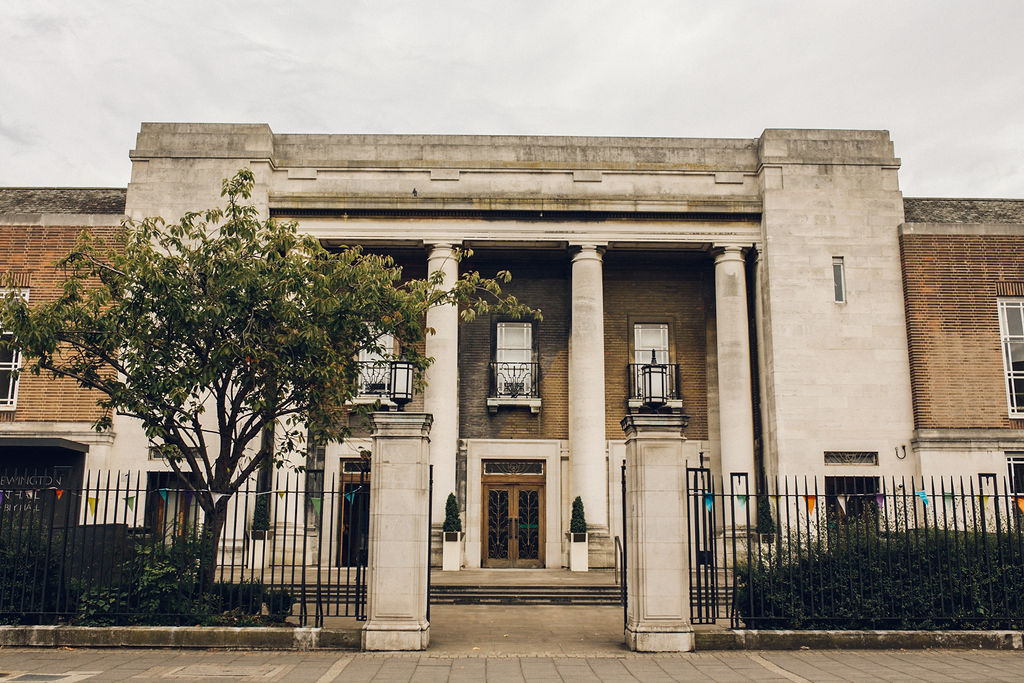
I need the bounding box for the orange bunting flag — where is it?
[804,495,817,515]
[55,489,64,500]
[1017,496,1024,515]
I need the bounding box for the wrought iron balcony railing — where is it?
[627,363,680,401]
[357,361,391,397]
[489,362,540,399]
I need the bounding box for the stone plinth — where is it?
[621,413,693,652]
[362,412,432,651]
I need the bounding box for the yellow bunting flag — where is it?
[277,491,286,500]
[804,495,817,515]
[983,495,991,506]
[87,497,97,515]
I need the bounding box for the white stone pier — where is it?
[362,412,432,651]
[621,413,693,652]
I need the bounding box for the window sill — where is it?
[349,395,397,409]
[487,397,541,414]
[627,399,684,411]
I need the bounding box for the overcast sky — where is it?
[2,1,1022,197]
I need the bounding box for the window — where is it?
[357,330,394,397]
[0,289,28,410]
[832,257,846,303]
[629,323,679,403]
[493,322,535,397]
[305,441,325,529]
[1008,454,1024,495]
[998,299,1024,416]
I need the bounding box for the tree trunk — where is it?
[198,505,228,595]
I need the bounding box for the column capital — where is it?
[711,244,748,265]
[570,244,605,263]
[426,242,460,256]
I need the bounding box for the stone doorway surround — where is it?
[464,439,562,569]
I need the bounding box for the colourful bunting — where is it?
[703,493,714,511]
[277,491,286,500]
[124,495,135,511]
[311,497,322,515]
[344,491,355,503]
[915,490,929,506]
[983,495,991,506]
[87,497,97,515]
[736,494,748,508]
[55,489,64,500]
[1016,496,1024,515]
[804,495,817,515]
[158,489,168,502]
[875,493,885,508]
[836,494,847,513]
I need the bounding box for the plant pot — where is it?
[442,531,461,571]
[568,532,588,572]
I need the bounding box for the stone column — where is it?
[713,246,755,481]
[362,412,432,651]
[424,243,459,523]
[621,414,693,652]
[569,245,609,545]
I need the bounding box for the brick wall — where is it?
[603,252,711,440]
[900,231,1024,429]
[0,224,122,423]
[459,253,570,440]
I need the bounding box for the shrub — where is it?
[570,496,587,535]
[735,519,1024,630]
[442,493,461,533]
[0,522,65,625]
[756,494,774,536]
[212,580,265,615]
[252,495,271,533]
[264,588,295,622]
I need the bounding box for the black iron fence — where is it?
[0,468,369,627]
[688,471,1024,630]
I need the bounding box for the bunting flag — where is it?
[277,491,286,500]
[87,497,97,515]
[55,489,64,500]
[943,492,954,504]
[158,489,168,502]
[736,494,748,508]
[1016,496,1024,515]
[124,495,135,511]
[983,495,991,506]
[804,495,817,515]
[772,495,781,510]
[875,493,885,508]
[915,490,930,506]
[836,494,847,513]
[703,493,714,512]
[311,497,322,515]
[344,491,355,503]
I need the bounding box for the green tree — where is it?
[0,169,533,590]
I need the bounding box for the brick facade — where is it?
[0,224,121,423]
[603,252,711,440]
[900,231,1024,429]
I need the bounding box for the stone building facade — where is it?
[1,124,1022,568]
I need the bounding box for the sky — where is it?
[1,0,1022,197]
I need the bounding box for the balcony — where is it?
[352,361,396,407]
[627,363,683,410]
[487,361,541,414]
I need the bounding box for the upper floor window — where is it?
[833,257,846,303]
[998,299,1024,417]
[0,289,29,411]
[488,321,540,413]
[357,330,395,397]
[629,322,679,405]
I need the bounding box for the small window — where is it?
[493,322,535,398]
[0,288,28,410]
[1008,454,1024,495]
[999,299,1024,417]
[634,323,669,364]
[305,441,326,529]
[832,257,846,303]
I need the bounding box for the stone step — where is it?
[429,584,623,605]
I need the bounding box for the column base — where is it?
[361,620,430,651]
[625,622,694,652]
[586,526,615,568]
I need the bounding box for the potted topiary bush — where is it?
[568,495,588,572]
[442,492,462,571]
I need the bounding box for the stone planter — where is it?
[568,532,588,572]
[442,531,461,571]
[249,532,269,570]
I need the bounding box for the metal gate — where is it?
[619,461,628,628]
[686,465,719,624]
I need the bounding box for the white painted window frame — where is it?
[832,256,846,303]
[998,298,1024,418]
[0,288,29,411]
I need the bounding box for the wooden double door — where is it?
[482,481,545,568]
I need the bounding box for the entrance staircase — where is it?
[429,569,623,606]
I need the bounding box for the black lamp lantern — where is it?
[640,349,667,409]
[389,358,414,410]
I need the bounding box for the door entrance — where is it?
[481,460,545,568]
